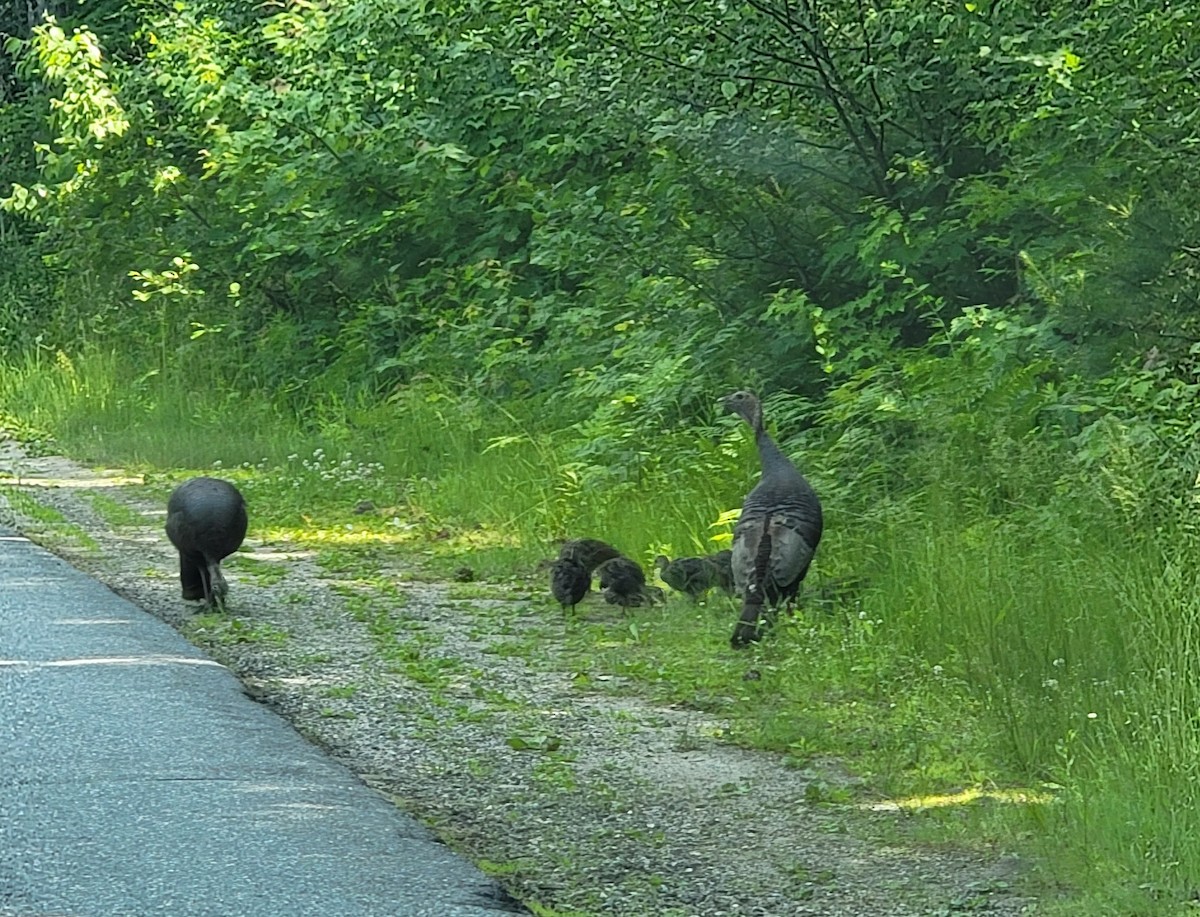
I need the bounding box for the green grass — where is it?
[185,614,290,646]
[83,492,149,528]
[0,348,739,573]
[233,555,288,586]
[0,486,100,550]
[7,346,1200,913]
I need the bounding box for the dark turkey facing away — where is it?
[722,390,823,648]
[165,476,248,610]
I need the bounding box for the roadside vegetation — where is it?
[4,1,1200,912]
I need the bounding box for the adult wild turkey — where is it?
[722,391,823,647]
[165,476,248,610]
[596,555,663,607]
[549,557,590,614]
[654,553,728,602]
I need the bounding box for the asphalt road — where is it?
[0,527,526,917]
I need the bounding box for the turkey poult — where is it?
[549,557,590,614]
[706,549,735,596]
[556,538,622,575]
[165,477,248,610]
[723,391,823,647]
[654,553,729,602]
[596,555,663,607]
[548,537,623,610]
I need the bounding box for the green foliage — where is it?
[5,0,1200,909]
[6,0,1199,411]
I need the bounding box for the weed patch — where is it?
[186,614,289,646]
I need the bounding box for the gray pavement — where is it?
[0,529,526,916]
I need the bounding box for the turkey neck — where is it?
[752,416,802,483]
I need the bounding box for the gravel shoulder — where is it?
[0,440,1037,916]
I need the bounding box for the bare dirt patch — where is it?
[0,437,1036,916]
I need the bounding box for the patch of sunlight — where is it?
[0,470,145,488]
[0,655,223,668]
[262,523,519,550]
[259,526,413,547]
[270,802,340,811]
[863,786,1054,813]
[54,618,133,625]
[684,719,727,739]
[250,546,318,562]
[276,675,334,687]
